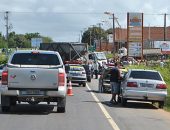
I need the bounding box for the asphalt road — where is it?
[0,79,170,130]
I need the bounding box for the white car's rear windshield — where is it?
[129,71,162,81]
[11,53,60,65]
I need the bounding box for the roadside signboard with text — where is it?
[127,12,143,58]
[31,38,43,48]
[154,41,170,54]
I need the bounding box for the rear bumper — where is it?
[0,86,67,98]
[123,90,167,101]
[70,77,87,83]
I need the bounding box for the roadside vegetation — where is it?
[0,32,53,48]
[127,61,170,111]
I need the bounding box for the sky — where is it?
[0,0,170,42]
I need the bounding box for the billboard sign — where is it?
[127,12,143,57]
[154,41,170,54]
[31,38,43,48]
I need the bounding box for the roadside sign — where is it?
[31,38,43,48]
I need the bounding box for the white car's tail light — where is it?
[2,70,8,85]
[58,72,65,86]
[156,84,167,89]
[127,82,138,87]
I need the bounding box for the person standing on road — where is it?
[93,61,99,79]
[109,62,121,104]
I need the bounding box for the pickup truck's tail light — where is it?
[127,82,138,87]
[59,72,65,86]
[156,84,167,89]
[2,70,8,85]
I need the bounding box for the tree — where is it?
[0,33,7,48]
[81,26,107,46]
[0,32,53,48]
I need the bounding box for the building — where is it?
[98,26,170,52]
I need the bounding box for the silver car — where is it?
[120,69,167,108]
[65,64,87,87]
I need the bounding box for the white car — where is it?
[65,64,87,87]
[120,69,167,108]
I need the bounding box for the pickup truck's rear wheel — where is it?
[1,106,10,112]
[1,95,11,112]
[57,97,66,113]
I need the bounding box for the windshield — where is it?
[11,53,60,65]
[95,53,106,60]
[129,71,162,81]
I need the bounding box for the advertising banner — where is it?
[154,41,170,54]
[127,12,143,57]
[31,38,43,48]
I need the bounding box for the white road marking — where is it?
[86,84,120,130]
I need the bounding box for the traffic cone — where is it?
[67,80,74,96]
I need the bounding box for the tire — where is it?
[121,97,127,107]
[1,95,11,112]
[83,83,86,87]
[158,101,164,109]
[87,77,91,82]
[57,107,65,113]
[10,97,17,106]
[57,97,66,113]
[1,106,10,112]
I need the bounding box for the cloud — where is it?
[0,0,170,42]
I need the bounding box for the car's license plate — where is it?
[20,90,44,95]
[140,83,154,88]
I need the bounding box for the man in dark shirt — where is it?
[109,62,120,104]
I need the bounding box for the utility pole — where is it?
[4,11,9,47]
[164,13,166,41]
[112,13,115,54]
[98,23,102,51]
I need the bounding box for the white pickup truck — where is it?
[0,50,67,113]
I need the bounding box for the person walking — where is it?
[93,61,99,79]
[109,62,121,104]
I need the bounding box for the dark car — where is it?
[65,64,87,87]
[98,66,128,93]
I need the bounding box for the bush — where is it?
[0,54,8,64]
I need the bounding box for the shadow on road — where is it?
[101,101,158,109]
[0,104,58,115]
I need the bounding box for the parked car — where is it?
[98,66,127,93]
[0,50,67,113]
[120,69,167,108]
[65,64,87,87]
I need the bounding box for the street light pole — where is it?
[104,12,115,53]
[112,13,115,53]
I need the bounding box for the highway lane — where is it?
[0,78,170,130]
[0,83,114,130]
[89,78,170,130]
